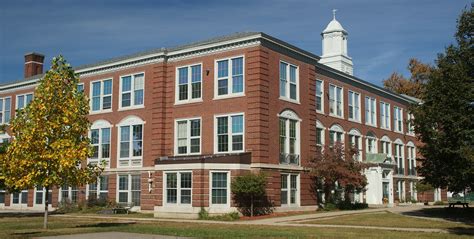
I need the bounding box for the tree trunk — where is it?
[43,186,49,229]
[250,195,254,217]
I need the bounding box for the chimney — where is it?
[24,52,45,78]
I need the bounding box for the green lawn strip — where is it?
[0,216,471,239]
[301,211,472,229]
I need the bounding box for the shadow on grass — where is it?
[12,231,41,236]
[0,212,45,218]
[75,221,136,228]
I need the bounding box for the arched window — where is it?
[407,141,416,176]
[279,110,300,165]
[117,116,145,167]
[329,124,344,146]
[348,128,362,160]
[380,135,392,156]
[366,131,377,153]
[394,139,405,175]
[316,120,325,146]
[90,120,112,167]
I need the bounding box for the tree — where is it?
[0,56,103,229]
[415,182,434,203]
[412,5,474,193]
[231,172,267,217]
[309,143,368,203]
[383,58,432,98]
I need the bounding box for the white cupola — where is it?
[320,9,353,75]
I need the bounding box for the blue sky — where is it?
[0,0,470,86]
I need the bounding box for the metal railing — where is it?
[397,167,405,175]
[279,153,300,165]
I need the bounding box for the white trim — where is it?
[89,78,113,114]
[163,171,193,207]
[279,61,300,103]
[116,173,141,208]
[315,79,324,113]
[175,63,203,104]
[365,96,377,127]
[209,170,231,209]
[119,72,145,110]
[24,61,43,65]
[348,90,361,122]
[0,97,11,124]
[394,106,404,133]
[380,101,391,130]
[280,173,300,207]
[117,116,144,168]
[15,92,34,110]
[155,163,251,171]
[328,84,344,118]
[214,112,245,154]
[213,55,245,100]
[174,117,202,156]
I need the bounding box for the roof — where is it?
[323,19,347,34]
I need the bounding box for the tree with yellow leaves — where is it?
[0,56,102,229]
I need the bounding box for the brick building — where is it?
[0,15,446,217]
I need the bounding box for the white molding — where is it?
[155,163,251,171]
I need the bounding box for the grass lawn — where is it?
[302,211,473,230]
[0,215,472,239]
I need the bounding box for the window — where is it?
[281,174,298,206]
[407,143,416,176]
[175,118,201,155]
[0,97,11,124]
[90,121,111,167]
[91,79,112,112]
[398,180,405,200]
[380,136,392,157]
[329,125,344,146]
[120,73,144,108]
[16,93,33,110]
[348,129,362,161]
[366,133,377,154]
[279,110,300,165]
[394,107,404,132]
[329,84,343,117]
[35,186,52,205]
[316,80,323,112]
[394,141,405,175]
[118,174,141,206]
[348,91,360,121]
[211,172,229,205]
[279,61,299,101]
[407,113,415,135]
[215,114,244,153]
[215,56,244,98]
[316,121,325,146]
[118,116,144,167]
[380,102,391,129]
[77,83,84,93]
[0,187,4,204]
[176,64,202,103]
[88,175,109,200]
[165,172,192,205]
[60,185,78,203]
[12,190,28,204]
[365,96,377,126]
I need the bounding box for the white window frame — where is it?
[11,190,28,205]
[366,134,378,154]
[214,113,245,154]
[407,113,415,135]
[365,96,377,127]
[279,110,301,165]
[87,175,109,200]
[117,174,141,206]
[209,171,231,208]
[348,129,362,161]
[117,116,145,168]
[380,136,392,157]
[315,80,324,113]
[174,117,202,156]
[77,83,84,93]
[175,63,203,104]
[163,171,193,206]
[394,140,405,175]
[89,120,112,168]
[280,173,300,207]
[407,142,416,175]
[59,185,78,203]
[279,61,300,103]
[119,72,145,110]
[348,90,361,122]
[0,97,11,124]
[34,187,52,206]
[90,78,113,113]
[329,124,344,146]
[380,101,391,129]
[214,56,245,99]
[394,106,404,133]
[329,84,344,118]
[316,120,325,147]
[15,93,33,110]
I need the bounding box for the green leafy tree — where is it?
[0,56,103,229]
[412,5,474,193]
[415,182,434,203]
[231,172,267,217]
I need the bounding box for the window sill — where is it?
[118,105,145,111]
[380,126,391,131]
[174,99,203,106]
[348,118,361,124]
[279,97,300,105]
[89,109,113,115]
[214,150,245,155]
[213,93,245,101]
[316,110,324,114]
[329,114,344,120]
[365,123,378,128]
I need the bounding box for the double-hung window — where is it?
[91,79,112,112]
[329,85,343,117]
[407,113,415,135]
[176,64,202,103]
[88,175,109,200]
[316,122,325,147]
[12,190,28,204]
[365,96,377,126]
[366,134,377,154]
[60,185,78,203]
[348,91,360,121]
[380,102,391,129]
[407,145,416,176]
[90,127,111,167]
[279,61,299,102]
[120,73,144,108]
[315,80,324,112]
[0,97,11,124]
[349,132,362,161]
[16,93,33,110]
[394,143,405,175]
[165,172,192,205]
[211,172,229,205]
[215,56,244,98]
[394,107,404,132]
[380,139,392,157]
[281,174,298,206]
[119,123,143,167]
[175,118,201,155]
[77,83,84,93]
[34,186,52,205]
[279,117,300,165]
[118,174,141,206]
[215,114,244,153]
[329,125,344,146]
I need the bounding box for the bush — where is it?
[336,201,369,210]
[318,202,338,211]
[56,200,79,213]
[198,208,239,221]
[434,201,445,205]
[232,172,272,217]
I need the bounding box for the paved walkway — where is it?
[35,232,191,239]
